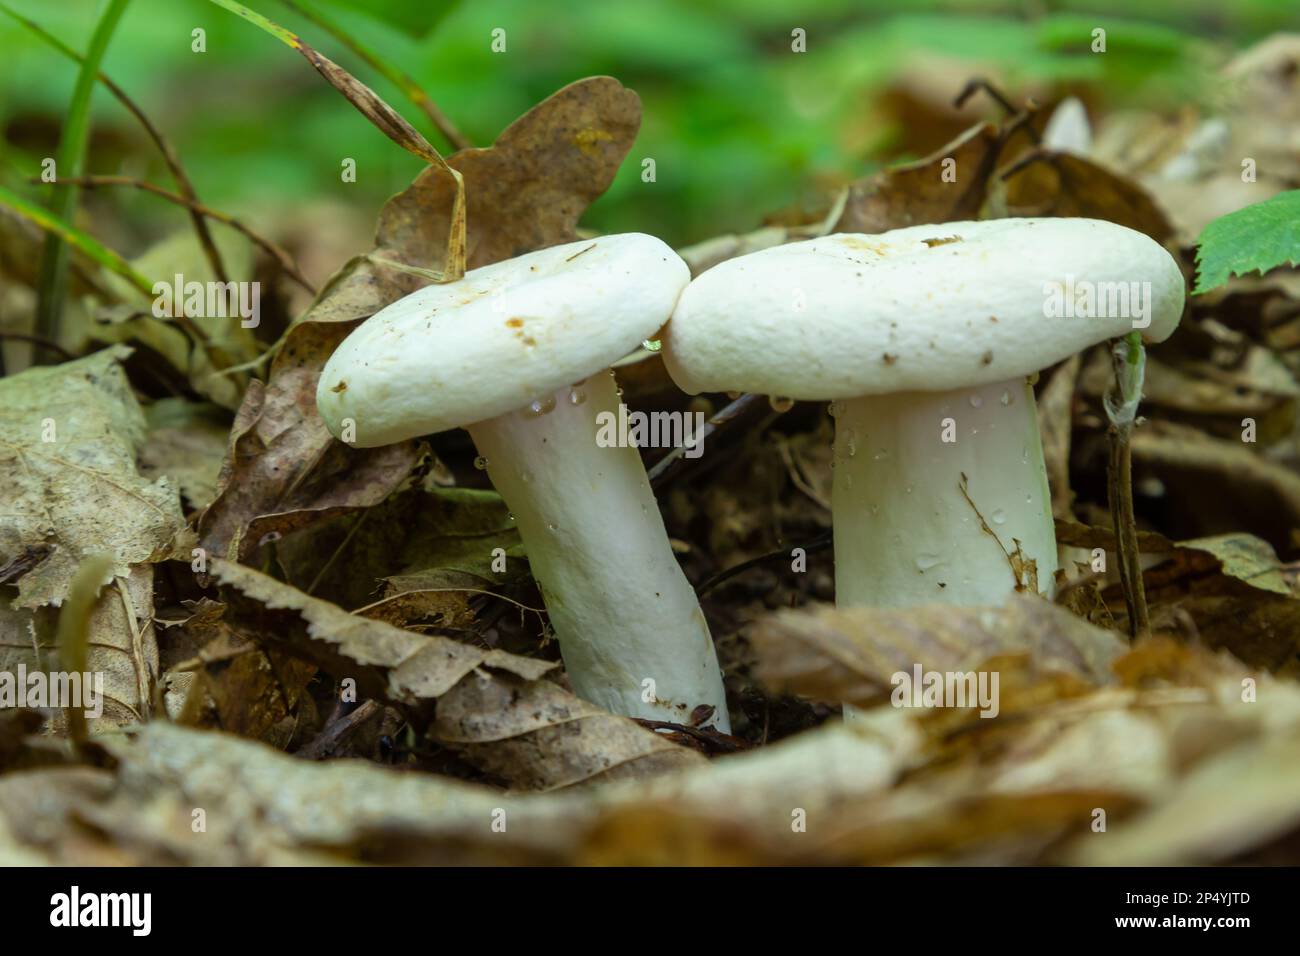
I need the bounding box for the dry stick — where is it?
[698,531,832,596]
[278,0,471,151]
[647,392,765,486]
[38,175,316,294]
[298,698,381,759]
[1106,332,1151,639]
[953,77,1040,139]
[0,332,74,361]
[205,0,467,282]
[0,4,230,286]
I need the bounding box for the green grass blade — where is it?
[0,184,154,297]
[205,0,448,167]
[205,0,466,279]
[33,0,131,354]
[0,0,230,285]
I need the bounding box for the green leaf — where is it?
[1194,189,1300,294]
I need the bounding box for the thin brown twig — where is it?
[0,332,75,361]
[37,175,316,294]
[1109,422,1150,638]
[1106,334,1151,640]
[697,531,833,596]
[297,699,382,759]
[954,77,1021,116]
[648,392,766,487]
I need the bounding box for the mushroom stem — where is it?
[467,370,730,730]
[831,377,1057,607]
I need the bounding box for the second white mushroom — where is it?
[664,218,1185,608]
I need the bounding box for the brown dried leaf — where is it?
[275,484,523,613]
[171,601,317,745]
[1037,354,1081,520]
[1068,734,1300,865]
[0,567,159,732]
[749,594,1125,708]
[834,122,1003,235]
[1002,150,1174,242]
[138,399,229,512]
[0,348,190,608]
[1,722,570,865]
[307,76,641,327]
[208,559,551,717]
[1130,420,1300,539]
[196,324,423,561]
[433,670,706,791]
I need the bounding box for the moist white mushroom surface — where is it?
[317,233,731,730]
[664,217,1186,608]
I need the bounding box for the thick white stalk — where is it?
[468,370,730,730]
[832,377,1057,607]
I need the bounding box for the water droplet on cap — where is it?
[528,395,558,417]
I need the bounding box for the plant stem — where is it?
[1105,331,1150,639]
[277,0,471,151]
[0,2,228,286]
[33,0,131,362]
[40,175,315,294]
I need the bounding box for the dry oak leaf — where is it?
[210,561,705,791]
[208,559,552,716]
[137,399,230,512]
[198,78,640,559]
[5,722,576,865]
[0,347,190,608]
[0,566,159,730]
[833,121,1003,235]
[433,670,706,792]
[749,594,1126,708]
[196,324,424,561]
[306,75,642,328]
[1001,149,1175,242]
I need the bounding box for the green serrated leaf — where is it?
[1194,189,1300,295]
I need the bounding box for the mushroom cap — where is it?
[317,233,689,447]
[663,218,1186,399]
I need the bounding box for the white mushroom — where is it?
[663,218,1185,608]
[317,233,730,730]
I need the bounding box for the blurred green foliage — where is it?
[0,0,1297,248]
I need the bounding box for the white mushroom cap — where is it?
[318,233,689,447]
[663,218,1185,400]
